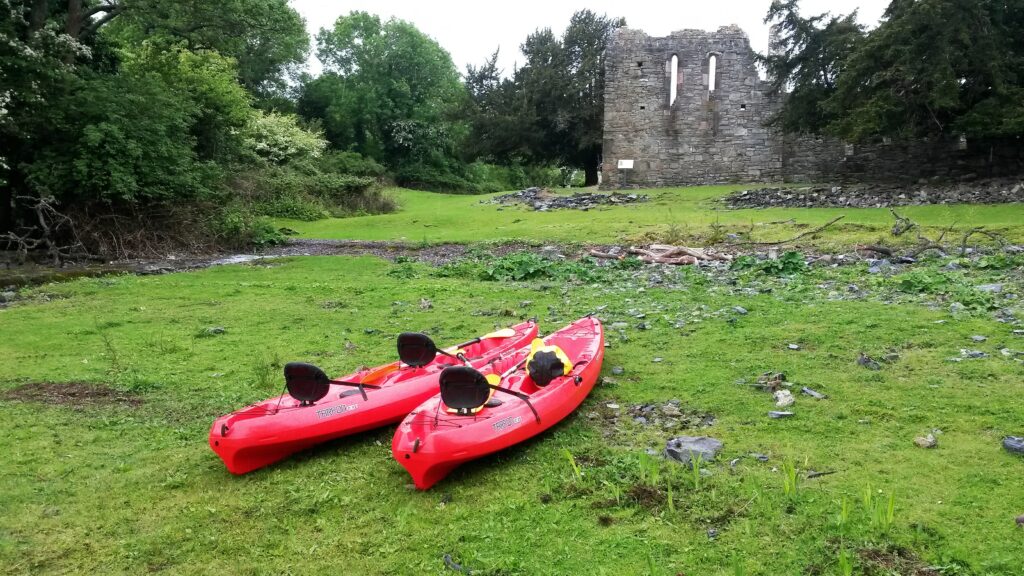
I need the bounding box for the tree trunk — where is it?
[66,0,83,38]
[584,162,599,187]
[27,0,49,37]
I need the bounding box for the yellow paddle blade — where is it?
[485,373,501,385]
[480,327,516,339]
[361,362,399,384]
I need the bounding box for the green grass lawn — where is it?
[2,251,1023,575]
[278,186,1024,248]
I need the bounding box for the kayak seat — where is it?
[526,339,571,387]
[440,366,498,415]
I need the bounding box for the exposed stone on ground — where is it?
[768,411,794,419]
[773,389,795,408]
[801,386,828,400]
[914,434,938,449]
[1004,436,1024,456]
[857,353,882,370]
[610,366,624,375]
[971,335,987,342]
[664,436,723,466]
[722,179,1024,209]
[486,187,648,211]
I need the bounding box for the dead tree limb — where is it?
[889,208,916,237]
[729,216,845,247]
[959,226,1007,255]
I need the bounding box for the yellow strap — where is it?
[526,340,572,376]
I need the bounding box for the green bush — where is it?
[319,151,387,178]
[395,162,478,193]
[211,206,284,248]
[231,165,394,220]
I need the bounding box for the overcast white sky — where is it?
[291,0,891,78]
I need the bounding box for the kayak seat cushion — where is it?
[440,366,499,415]
[526,339,571,387]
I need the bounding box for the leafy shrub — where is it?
[242,111,327,164]
[483,252,554,281]
[212,206,284,248]
[319,151,387,178]
[731,252,807,275]
[894,269,950,294]
[395,162,478,193]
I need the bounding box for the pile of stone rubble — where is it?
[723,178,1024,209]
[487,187,648,211]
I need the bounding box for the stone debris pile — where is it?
[487,187,648,211]
[723,179,1024,209]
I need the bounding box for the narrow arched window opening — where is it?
[707,55,718,97]
[669,55,679,106]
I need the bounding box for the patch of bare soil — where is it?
[858,546,942,576]
[1,382,142,409]
[265,239,538,266]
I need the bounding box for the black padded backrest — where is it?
[397,332,438,367]
[283,362,331,403]
[439,366,491,410]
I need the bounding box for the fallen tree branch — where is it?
[889,208,916,237]
[855,244,894,257]
[959,226,1006,255]
[729,216,845,247]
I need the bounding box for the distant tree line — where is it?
[764,0,1024,142]
[1,3,623,257]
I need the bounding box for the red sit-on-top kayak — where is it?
[392,316,604,489]
[210,320,538,474]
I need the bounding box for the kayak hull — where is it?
[209,321,538,474]
[393,316,604,489]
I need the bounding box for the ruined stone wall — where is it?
[602,27,1024,187]
[602,27,781,188]
[781,135,1024,183]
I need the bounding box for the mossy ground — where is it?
[278,186,1024,248]
[2,186,1023,575]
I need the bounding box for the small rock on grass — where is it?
[1004,436,1024,456]
[773,389,795,408]
[611,366,624,375]
[664,436,723,466]
[204,326,226,336]
[787,344,801,351]
[800,386,828,400]
[971,335,988,342]
[914,434,938,449]
[1016,514,1024,527]
[768,411,794,419]
[857,353,882,370]
[732,306,748,315]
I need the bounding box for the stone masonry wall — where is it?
[602,27,781,188]
[601,27,1024,188]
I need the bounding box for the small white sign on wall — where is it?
[617,159,634,169]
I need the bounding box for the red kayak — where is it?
[210,320,538,474]
[392,316,604,489]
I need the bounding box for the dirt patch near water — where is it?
[1,382,143,409]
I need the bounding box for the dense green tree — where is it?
[760,0,865,134]
[105,0,310,100]
[827,0,1024,140]
[767,0,1024,141]
[298,12,466,183]
[462,10,624,185]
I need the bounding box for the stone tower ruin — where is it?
[601,26,1023,187]
[602,26,781,188]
